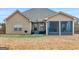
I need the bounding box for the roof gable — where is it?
[6,10,29,21]
[48,11,77,20]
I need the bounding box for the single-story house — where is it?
[5,8,77,35]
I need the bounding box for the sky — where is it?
[0,8,79,23]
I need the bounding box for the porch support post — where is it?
[59,21,61,35]
[72,21,74,35]
[46,21,48,35]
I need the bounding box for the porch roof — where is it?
[47,11,77,20]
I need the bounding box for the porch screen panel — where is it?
[61,21,72,35]
[48,21,59,35]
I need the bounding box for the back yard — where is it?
[0,34,79,50]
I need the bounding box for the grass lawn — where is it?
[0,34,43,38]
[0,34,79,50]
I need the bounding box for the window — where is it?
[14,24,22,31]
[14,28,17,31]
[19,28,22,31]
[39,24,44,31]
[34,23,38,31]
[34,27,37,31]
[14,28,22,31]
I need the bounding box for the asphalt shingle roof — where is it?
[22,8,57,22]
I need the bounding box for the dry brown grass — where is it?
[0,34,79,50]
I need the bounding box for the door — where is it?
[33,23,39,34]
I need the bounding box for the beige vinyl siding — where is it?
[48,14,74,21]
[6,12,31,34]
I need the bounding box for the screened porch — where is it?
[48,21,73,35]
